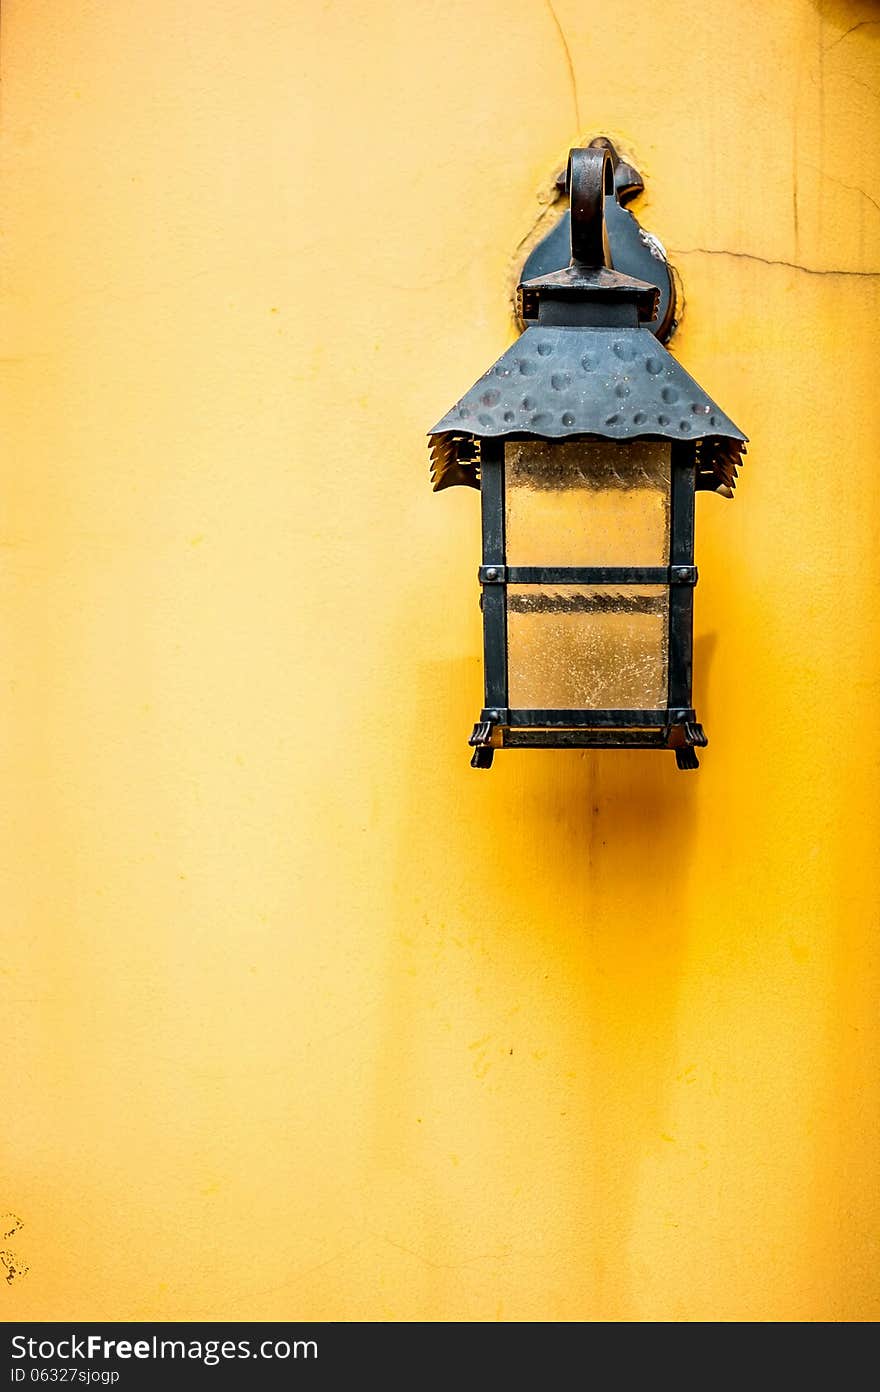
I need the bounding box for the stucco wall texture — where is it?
[2,0,878,1322]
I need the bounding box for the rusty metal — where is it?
[526,136,676,341]
[428,146,748,771]
[430,144,744,491]
[555,136,644,203]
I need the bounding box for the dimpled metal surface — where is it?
[429,325,745,443]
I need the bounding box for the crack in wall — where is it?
[825,19,880,50]
[672,246,880,278]
[546,0,581,132]
[802,162,880,218]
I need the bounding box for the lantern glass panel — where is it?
[505,440,671,567]
[507,585,669,709]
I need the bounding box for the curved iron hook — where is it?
[567,146,614,269]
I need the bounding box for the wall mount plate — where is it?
[519,137,677,342]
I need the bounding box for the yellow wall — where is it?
[2,0,879,1322]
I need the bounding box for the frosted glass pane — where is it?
[507,585,669,709]
[505,440,671,566]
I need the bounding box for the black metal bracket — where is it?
[468,709,708,769]
[519,137,677,341]
[482,565,698,586]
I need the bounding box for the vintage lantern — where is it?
[429,146,746,770]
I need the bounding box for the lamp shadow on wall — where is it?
[372,630,713,1316]
[491,633,712,1315]
[811,0,880,28]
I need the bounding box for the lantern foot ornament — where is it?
[469,721,495,769]
[429,147,747,771]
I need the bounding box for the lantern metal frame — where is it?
[429,147,747,771]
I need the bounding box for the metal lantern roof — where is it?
[429,146,747,496]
